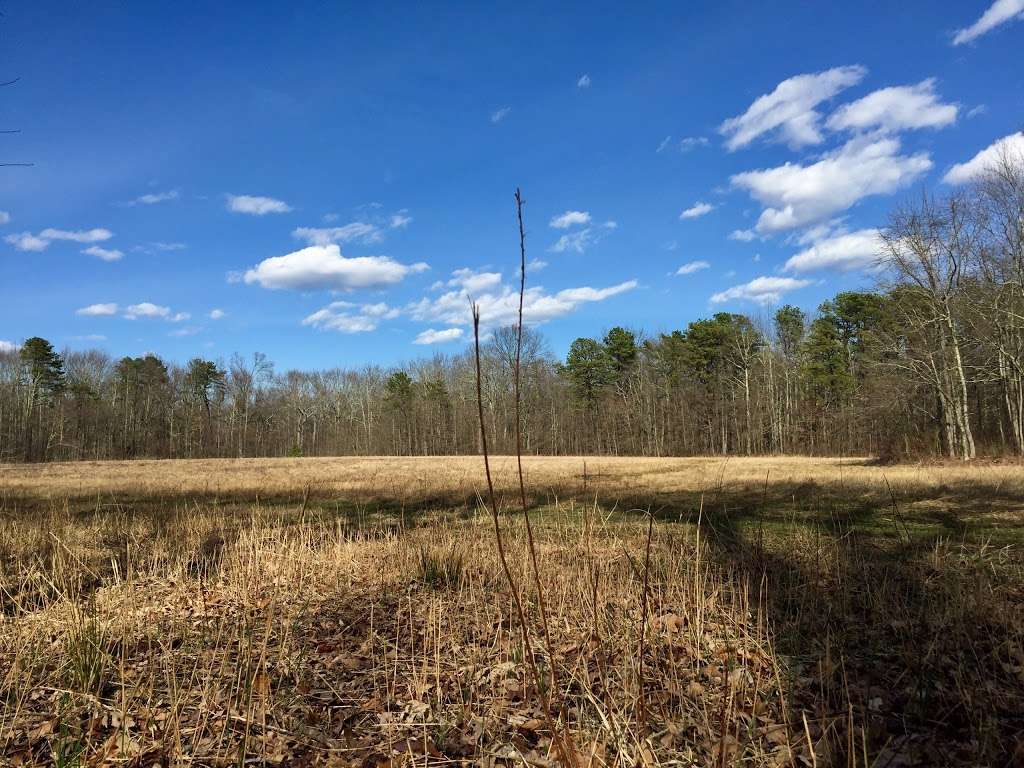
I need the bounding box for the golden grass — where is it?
[3,454,1022,502]
[1,457,1022,765]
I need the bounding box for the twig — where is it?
[472,303,574,767]
[513,188,562,709]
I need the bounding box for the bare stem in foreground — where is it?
[472,303,573,766]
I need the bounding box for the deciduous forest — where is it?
[3,155,1023,463]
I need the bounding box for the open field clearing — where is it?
[1,456,1023,766]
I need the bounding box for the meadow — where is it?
[1,456,1022,766]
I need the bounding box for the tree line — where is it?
[2,153,1021,462]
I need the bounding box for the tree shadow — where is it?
[605,480,1024,766]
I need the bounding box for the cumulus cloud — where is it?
[226,194,292,215]
[5,232,49,251]
[711,276,812,305]
[123,303,190,322]
[952,0,1024,45]
[826,79,957,134]
[302,301,400,333]
[0,340,17,353]
[408,270,637,329]
[123,189,179,206]
[6,227,113,252]
[676,260,710,275]
[209,309,226,320]
[83,246,124,262]
[76,303,118,316]
[729,229,757,242]
[491,107,511,124]
[679,202,715,220]
[943,131,1024,184]
[550,210,591,229]
[292,223,382,246]
[414,327,465,345]
[783,229,881,273]
[731,135,931,234]
[390,212,412,229]
[577,74,591,88]
[720,65,866,151]
[243,244,428,291]
[446,268,503,294]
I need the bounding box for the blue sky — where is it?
[1,1,1023,368]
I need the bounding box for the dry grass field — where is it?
[1,456,1022,766]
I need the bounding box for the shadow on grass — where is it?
[611,482,1024,766]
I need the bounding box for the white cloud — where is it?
[491,107,511,124]
[169,326,201,337]
[83,246,124,262]
[528,258,548,271]
[826,79,957,134]
[729,229,757,242]
[679,201,715,220]
[292,223,382,246]
[719,65,866,151]
[122,302,188,321]
[952,0,1024,44]
[408,271,637,329]
[550,210,591,229]
[447,268,503,294]
[227,194,292,215]
[5,232,49,251]
[549,221,616,253]
[711,276,812,305]
[209,309,226,320]
[302,300,400,333]
[676,260,710,275]
[243,244,428,291]
[577,74,591,88]
[943,131,1024,184]
[731,135,931,234]
[414,327,465,345]
[656,136,672,153]
[784,228,881,273]
[967,104,987,119]
[0,211,9,224]
[76,303,118,316]
[0,340,17,353]
[6,227,113,252]
[390,213,412,229]
[124,189,179,206]
[40,228,113,243]
[124,303,168,319]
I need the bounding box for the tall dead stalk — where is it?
[513,189,559,695]
[472,299,574,765]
